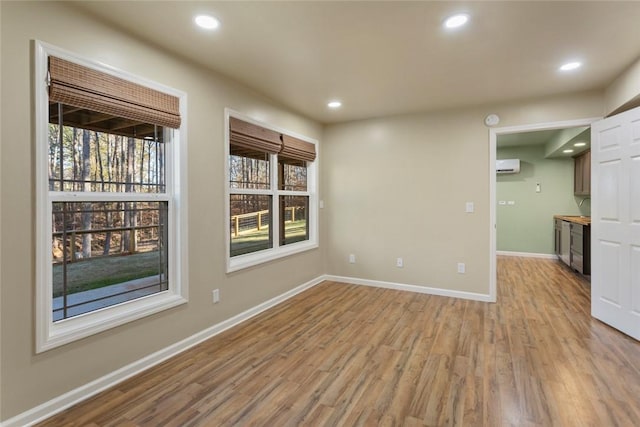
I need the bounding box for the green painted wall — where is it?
[497,145,590,255]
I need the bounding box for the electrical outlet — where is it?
[457,263,465,274]
[349,254,356,264]
[396,257,403,268]
[465,202,474,213]
[212,289,220,303]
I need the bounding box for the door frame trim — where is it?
[489,117,601,302]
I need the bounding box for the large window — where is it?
[226,112,318,271]
[36,42,187,352]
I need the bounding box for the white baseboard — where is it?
[497,250,557,259]
[1,275,326,427]
[324,275,493,302]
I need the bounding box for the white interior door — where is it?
[591,105,640,340]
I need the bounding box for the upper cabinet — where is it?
[574,150,591,196]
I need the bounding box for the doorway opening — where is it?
[488,117,600,301]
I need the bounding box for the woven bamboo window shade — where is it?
[48,56,181,129]
[280,134,316,162]
[229,117,282,154]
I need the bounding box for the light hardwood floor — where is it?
[38,257,640,426]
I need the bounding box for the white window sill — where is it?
[227,240,319,273]
[38,291,187,353]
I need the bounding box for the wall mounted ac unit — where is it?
[496,159,520,174]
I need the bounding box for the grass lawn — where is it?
[231,220,307,256]
[53,251,161,297]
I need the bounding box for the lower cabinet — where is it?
[554,219,562,256]
[570,223,591,275]
[555,218,591,276]
[561,221,571,266]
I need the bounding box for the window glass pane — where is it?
[229,145,270,190]
[279,157,307,191]
[230,194,273,256]
[52,201,168,321]
[280,195,309,246]
[48,103,165,193]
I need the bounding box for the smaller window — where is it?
[226,111,318,272]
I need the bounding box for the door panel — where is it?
[598,241,621,305]
[597,124,621,151]
[599,160,620,220]
[632,246,640,314]
[633,118,640,141]
[591,106,640,340]
[632,157,640,220]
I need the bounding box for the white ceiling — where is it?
[74,1,640,124]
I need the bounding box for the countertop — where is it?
[554,215,591,226]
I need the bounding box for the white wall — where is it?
[496,145,583,255]
[322,91,604,295]
[605,56,640,115]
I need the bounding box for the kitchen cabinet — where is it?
[561,221,571,266]
[570,223,591,275]
[574,150,591,196]
[554,218,563,256]
[554,216,591,276]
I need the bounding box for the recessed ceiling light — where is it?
[195,15,220,30]
[563,149,574,153]
[574,142,587,147]
[327,101,342,109]
[559,61,582,72]
[444,13,469,29]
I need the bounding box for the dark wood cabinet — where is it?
[574,150,591,196]
[570,223,591,275]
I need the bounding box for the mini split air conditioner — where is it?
[496,159,520,174]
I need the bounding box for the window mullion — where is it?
[271,152,280,249]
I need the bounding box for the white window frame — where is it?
[35,41,189,353]
[225,109,318,272]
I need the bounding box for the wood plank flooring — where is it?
[38,257,640,426]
